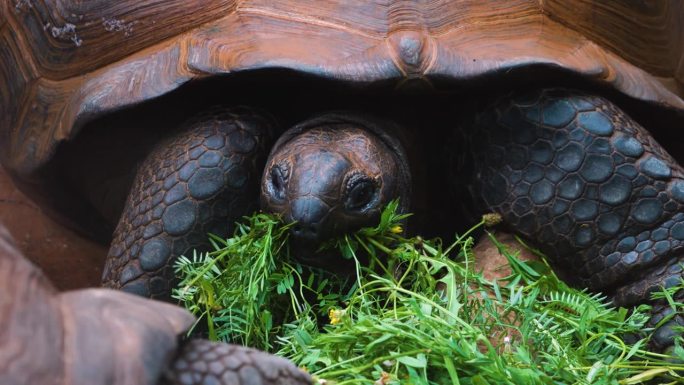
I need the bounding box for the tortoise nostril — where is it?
[291,223,318,236]
[290,222,322,243]
[287,197,328,241]
[292,224,303,234]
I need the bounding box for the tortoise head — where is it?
[260,114,411,251]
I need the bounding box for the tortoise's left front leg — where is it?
[102,108,275,301]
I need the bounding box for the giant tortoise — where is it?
[2,0,684,361]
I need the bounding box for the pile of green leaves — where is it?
[174,202,684,384]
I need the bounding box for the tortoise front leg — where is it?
[463,88,684,350]
[102,108,275,300]
[162,340,310,385]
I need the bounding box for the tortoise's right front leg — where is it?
[102,107,275,300]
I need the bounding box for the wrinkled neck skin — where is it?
[260,114,411,268]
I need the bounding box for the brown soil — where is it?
[0,166,107,290]
[473,231,539,281]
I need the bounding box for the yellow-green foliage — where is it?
[174,202,684,384]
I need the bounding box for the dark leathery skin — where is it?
[262,125,397,241]
[261,114,411,248]
[464,88,684,347]
[102,107,274,300]
[162,340,312,385]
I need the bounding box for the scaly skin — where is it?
[163,340,311,385]
[260,114,411,248]
[464,88,684,348]
[102,107,274,300]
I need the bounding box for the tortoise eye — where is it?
[269,164,288,201]
[345,175,377,211]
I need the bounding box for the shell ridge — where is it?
[237,5,382,40]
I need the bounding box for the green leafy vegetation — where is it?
[174,201,684,384]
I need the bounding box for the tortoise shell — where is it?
[1,0,683,192]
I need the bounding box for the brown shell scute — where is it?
[0,26,37,167]
[0,1,9,28]
[6,0,236,80]
[1,0,683,180]
[542,0,684,78]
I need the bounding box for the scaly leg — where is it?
[102,108,275,300]
[465,88,684,349]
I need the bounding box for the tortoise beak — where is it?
[285,197,331,243]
